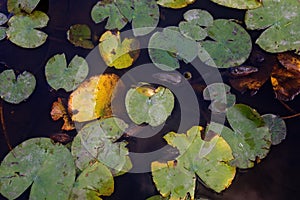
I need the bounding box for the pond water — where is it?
[0,0,300,199]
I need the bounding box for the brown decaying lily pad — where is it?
[50,98,75,131]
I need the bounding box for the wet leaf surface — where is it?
[45,54,89,92]
[262,114,287,145]
[277,52,300,73]
[151,160,196,200]
[245,0,300,53]
[0,69,36,104]
[71,117,132,176]
[0,138,75,200]
[7,11,49,48]
[210,0,262,9]
[198,19,252,68]
[125,84,174,126]
[99,30,140,69]
[67,24,94,49]
[68,74,119,122]
[149,27,198,71]
[157,0,196,9]
[69,162,114,200]
[7,0,40,14]
[164,126,236,193]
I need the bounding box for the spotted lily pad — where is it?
[91,0,159,36]
[0,69,36,104]
[7,0,41,14]
[262,114,287,145]
[0,27,6,40]
[210,0,262,9]
[68,74,120,122]
[203,83,236,113]
[6,11,49,48]
[164,126,236,193]
[149,27,198,71]
[45,54,89,92]
[151,160,196,199]
[125,84,175,127]
[67,24,94,49]
[179,9,213,41]
[245,0,300,53]
[0,138,75,200]
[157,0,196,9]
[69,162,114,200]
[71,117,132,176]
[198,19,252,68]
[99,30,140,69]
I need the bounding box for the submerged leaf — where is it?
[68,73,119,122]
[0,69,36,104]
[7,11,49,48]
[125,84,174,127]
[245,0,300,53]
[45,54,89,92]
[67,24,94,49]
[71,117,132,176]
[0,138,75,200]
[157,0,196,9]
[69,162,114,200]
[7,0,40,14]
[198,19,252,68]
[277,52,300,73]
[151,160,196,200]
[99,30,140,69]
[210,0,262,9]
[262,114,287,145]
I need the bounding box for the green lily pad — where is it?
[0,13,7,25]
[99,30,140,69]
[149,27,198,71]
[157,0,196,9]
[210,0,262,9]
[179,9,213,41]
[69,162,114,200]
[164,126,236,193]
[146,195,169,200]
[7,0,40,14]
[203,83,236,113]
[0,27,6,40]
[151,160,196,199]
[245,0,300,53]
[91,0,159,36]
[0,138,75,200]
[198,19,252,68]
[6,11,49,48]
[0,69,36,104]
[262,114,287,145]
[45,54,89,92]
[71,117,132,176]
[125,84,175,126]
[67,24,94,49]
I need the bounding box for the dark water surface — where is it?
[0,0,300,199]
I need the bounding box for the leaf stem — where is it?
[278,100,297,113]
[0,99,13,151]
[281,113,300,120]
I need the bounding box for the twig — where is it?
[0,99,13,151]
[281,113,300,120]
[279,100,297,113]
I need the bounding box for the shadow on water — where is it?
[0,0,300,199]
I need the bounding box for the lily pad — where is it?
[6,11,49,48]
[45,54,89,92]
[262,114,287,145]
[125,84,174,127]
[149,27,198,71]
[245,0,300,53]
[7,0,40,14]
[210,0,262,9]
[203,83,236,113]
[157,0,196,9]
[91,0,159,36]
[67,24,94,49]
[0,69,36,104]
[69,162,114,200]
[164,126,236,193]
[151,160,196,199]
[146,195,169,200]
[0,138,75,200]
[99,30,140,69]
[0,13,7,25]
[71,117,132,176]
[68,73,120,122]
[198,19,252,68]
[0,27,6,40]
[179,9,213,41]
